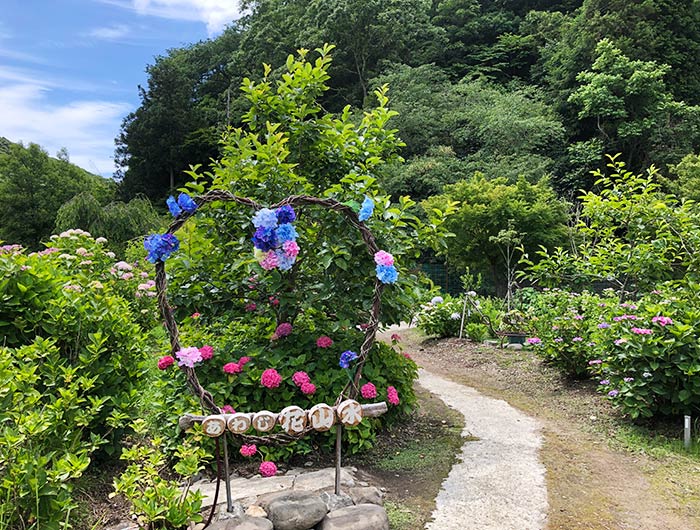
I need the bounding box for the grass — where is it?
[385,501,418,530]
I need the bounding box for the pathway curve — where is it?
[419,368,548,530]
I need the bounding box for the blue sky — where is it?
[0,0,243,176]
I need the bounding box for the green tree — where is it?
[568,39,700,169]
[524,156,700,295]
[0,143,113,248]
[668,153,700,202]
[422,174,568,294]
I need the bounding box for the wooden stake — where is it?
[222,433,233,512]
[335,424,342,495]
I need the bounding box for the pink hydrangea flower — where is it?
[300,382,316,396]
[391,333,401,342]
[259,461,277,477]
[361,382,377,399]
[115,261,132,271]
[245,302,257,312]
[292,371,311,387]
[283,240,299,258]
[157,355,174,370]
[240,444,257,457]
[374,250,394,266]
[220,405,236,414]
[260,251,279,270]
[176,347,202,368]
[652,316,673,326]
[199,345,214,360]
[275,323,293,337]
[191,312,201,319]
[387,386,400,406]
[239,356,252,366]
[261,368,282,388]
[631,327,653,335]
[316,335,333,348]
[403,353,412,360]
[140,272,149,278]
[269,296,279,306]
[121,272,134,280]
[223,362,242,374]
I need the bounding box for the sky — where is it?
[0,0,244,176]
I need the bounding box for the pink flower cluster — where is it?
[176,346,202,368]
[223,356,252,375]
[220,405,236,414]
[240,444,257,457]
[374,250,394,266]
[272,322,293,340]
[158,355,174,370]
[387,386,400,406]
[199,345,214,360]
[613,314,638,321]
[360,382,377,399]
[631,327,653,335]
[652,316,673,326]
[261,368,283,388]
[259,461,278,477]
[316,335,333,348]
[292,371,316,395]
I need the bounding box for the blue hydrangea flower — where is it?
[252,226,278,251]
[144,233,180,263]
[276,250,296,271]
[339,350,358,369]
[376,264,398,284]
[275,223,298,242]
[252,208,278,229]
[276,205,296,224]
[166,196,182,217]
[358,196,374,222]
[177,193,198,214]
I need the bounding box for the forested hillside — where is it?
[115,0,700,200]
[0,140,158,250]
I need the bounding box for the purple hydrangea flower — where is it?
[144,233,180,263]
[599,379,610,385]
[252,226,278,251]
[276,205,296,224]
[339,350,358,369]
[608,389,619,397]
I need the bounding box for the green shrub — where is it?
[149,312,418,458]
[465,322,489,342]
[525,289,616,378]
[415,295,464,337]
[0,232,156,528]
[112,420,206,529]
[590,286,700,418]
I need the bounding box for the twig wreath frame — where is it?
[154,189,391,445]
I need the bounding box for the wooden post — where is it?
[335,424,342,495]
[222,432,233,512]
[685,415,692,449]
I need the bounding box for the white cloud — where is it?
[88,24,131,40]
[99,0,243,35]
[0,81,131,176]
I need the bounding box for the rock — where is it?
[506,343,523,350]
[292,468,355,491]
[319,491,354,512]
[210,516,274,530]
[316,504,389,530]
[218,504,245,519]
[263,491,328,530]
[245,505,268,518]
[348,486,383,506]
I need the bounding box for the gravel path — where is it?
[419,368,548,530]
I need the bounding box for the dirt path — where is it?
[419,369,548,530]
[394,328,700,530]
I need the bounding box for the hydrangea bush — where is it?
[0,231,158,527]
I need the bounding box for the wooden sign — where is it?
[308,403,335,432]
[185,401,386,438]
[336,400,363,427]
[252,411,277,433]
[227,413,252,434]
[278,405,307,435]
